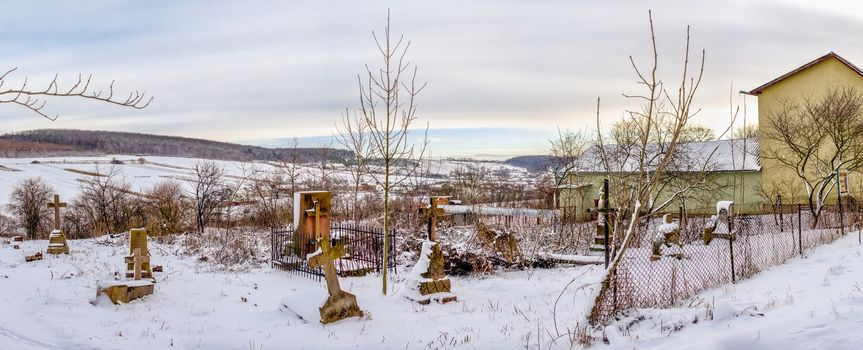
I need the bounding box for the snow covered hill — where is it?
[0,155,533,210]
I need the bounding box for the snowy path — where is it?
[607,232,863,350]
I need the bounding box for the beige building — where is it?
[560,52,863,217]
[747,52,863,202]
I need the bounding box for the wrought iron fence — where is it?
[271,223,399,282]
[589,203,854,325]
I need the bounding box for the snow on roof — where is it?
[575,138,760,173]
[440,205,559,218]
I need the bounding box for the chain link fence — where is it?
[589,202,856,325]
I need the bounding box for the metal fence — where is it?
[589,203,855,325]
[271,223,399,282]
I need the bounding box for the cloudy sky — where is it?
[1,0,861,158]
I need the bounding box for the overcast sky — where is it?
[1,0,862,158]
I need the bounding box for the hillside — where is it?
[504,155,551,172]
[0,129,352,163]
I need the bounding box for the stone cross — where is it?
[47,194,67,231]
[418,197,447,242]
[305,198,363,323]
[125,228,153,280]
[129,248,150,280]
[307,200,344,296]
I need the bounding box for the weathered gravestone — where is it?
[404,196,457,304]
[651,214,683,261]
[46,195,70,254]
[125,228,153,280]
[703,201,736,244]
[283,191,363,324]
[95,228,155,304]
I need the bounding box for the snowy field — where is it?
[0,235,602,350]
[0,155,531,209]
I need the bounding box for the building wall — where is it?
[757,56,863,202]
[561,171,763,216]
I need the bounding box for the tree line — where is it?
[0,129,353,163]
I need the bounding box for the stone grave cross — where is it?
[46,194,70,254]
[305,198,363,323]
[307,200,344,295]
[129,248,150,280]
[418,196,447,241]
[47,194,67,230]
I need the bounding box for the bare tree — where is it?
[279,139,304,190]
[79,165,138,235]
[547,128,590,209]
[762,85,863,227]
[247,170,289,229]
[734,123,759,139]
[0,69,150,120]
[144,180,190,235]
[679,124,716,142]
[336,108,373,222]
[190,161,227,233]
[589,11,707,323]
[356,11,429,294]
[8,178,54,238]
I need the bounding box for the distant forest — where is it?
[503,155,552,172]
[0,129,353,163]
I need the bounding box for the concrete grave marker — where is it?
[125,228,153,280]
[95,228,155,304]
[405,196,457,304]
[46,195,70,254]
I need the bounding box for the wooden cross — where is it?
[306,200,345,296]
[418,196,447,242]
[125,248,150,280]
[46,194,67,231]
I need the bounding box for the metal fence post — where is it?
[777,195,783,233]
[729,217,736,283]
[798,204,803,255]
[603,179,610,269]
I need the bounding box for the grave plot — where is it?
[280,191,364,324]
[95,228,156,304]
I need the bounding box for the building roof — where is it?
[575,138,760,174]
[747,52,863,95]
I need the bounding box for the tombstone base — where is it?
[96,280,154,304]
[47,230,70,255]
[320,290,364,324]
[404,240,458,305]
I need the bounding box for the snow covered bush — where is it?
[179,228,270,271]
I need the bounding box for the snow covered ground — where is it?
[0,235,602,350]
[1,229,861,349]
[605,231,863,349]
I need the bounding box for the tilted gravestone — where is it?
[300,191,363,324]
